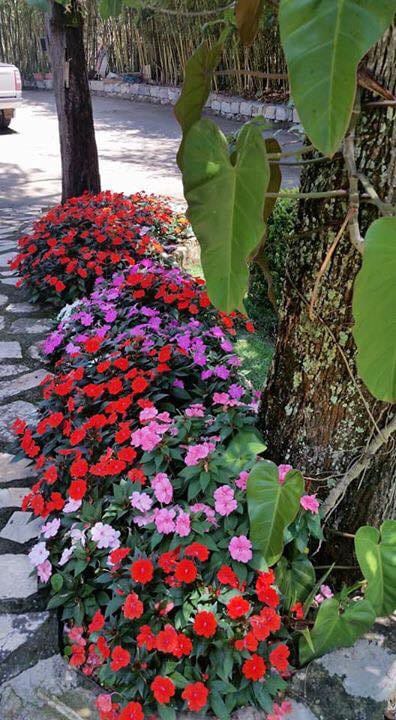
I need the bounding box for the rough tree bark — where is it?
[259,28,396,543]
[46,0,100,202]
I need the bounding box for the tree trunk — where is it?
[46,0,100,202]
[259,28,396,541]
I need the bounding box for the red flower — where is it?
[174,633,192,658]
[70,457,88,479]
[184,542,210,562]
[269,644,290,673]
[234,631,258,652]
[130,559,154,585]
[174,559,197,584]
[131,377,148,394]
[291,602,304,620]
[182,682,209,712]
[88,610,105,634]
[109,547,130,566]
[110,645,130,672]
[137,624,156,651]
[260,607,281,633]
[123,592,144,620]
[227,595,251,619]
[68,479,87,500]
[193,611,217,638]
[217,565,239,589]
[242,654,267,681]
[69,644,85,667]
[96,636,110,659]
[150,676,176,704]
[158,549,179,573]
[156,624,178,654]
[119,701,144,720]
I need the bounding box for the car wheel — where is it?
[0,112,11,129]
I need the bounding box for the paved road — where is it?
[0,90,299,209]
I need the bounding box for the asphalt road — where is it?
[0,90,299,209]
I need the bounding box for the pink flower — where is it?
[131,425,162,452]
[190,503,217,525]
[175,510,191,537]
[229,535,252,563]
[96,695,113,713]
[37,559,52,583]
[90,522,120,549]
[139,406,158,422]
[214,485,237,516]
[267,700,293,720]
[300,494,320,514]
[130,491,153,512]
[315,584,334,604]
[235,471,249,490]
[185,403,205,418]
[154,508,176,534]
[151,472,173,504]
[184,441,215,466]
[28,542,49,567]
[41,518,60,539]
[278,464,292,484]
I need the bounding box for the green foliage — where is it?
[276,554,315,609]
[174,36,226,169]
[99,0,123,18]
[182,119,269,312]
[279,0,396,155]
[299,597,376,664]
[247,459,304,565]
[220,428,266,474]
[352,217,396,402]
[235,0,264,46]
[355,520,396,617]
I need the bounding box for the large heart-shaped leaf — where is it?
[276,554,316,609]
[220,429,266,473]
[355,520,396,617]
[279,0,396,155]
[235,0,264,46]
[175,37,225,169]
[299,598,376,664]
[182,119,269,312]
[352,217,396,402]
[247,459,304,566]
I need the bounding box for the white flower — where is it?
[70,526,86,546]
[90,522,120,549]
[130,491,153,513]
[59,547,73,566]
[28,542,49,567]
[63,498,82,514]
[41,518,61,539]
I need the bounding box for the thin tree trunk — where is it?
[258,28,396,541]
[46,0,100,202]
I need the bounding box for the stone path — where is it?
[0,207,395,720]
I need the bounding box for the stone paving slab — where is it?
[0,512,42,544]
[0,363,30,378]
[0,294,8,306]
[0,454,35,484]
[6,303,40,314]
[0,369,48,401]
[0,554,37,600]
[0,252,16,268]
[9,318,53,335]
[0,341,22,360]
[0,401,38,443]
[0,487,28,509]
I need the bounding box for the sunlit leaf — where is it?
[276,554,316,608]
[279,0,396,155]
[182,119,269,312]
[235,0,264,46]
[353,217,396,402]
[355,520,396,616]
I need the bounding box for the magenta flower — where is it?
[214,485,238,516]
[175,510,191,537]
[235,471,249,490]
[278,464,293,484]
[228,535,252,563]
[300,494,320,514]
[185,403,205,418]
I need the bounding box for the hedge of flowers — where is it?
[10,192,187,307]
[13,195,294,720]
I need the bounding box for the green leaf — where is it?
[235,0,264,46]
[355,520,396,616]
[299,597,376,664]
[276,554,316,608]
[247,460,304,565]
[210,691,230,720]
[352,217,396,402]
[279,0,396,155]
[175,36,226,169]
[220,429,266,473]
[99,0,123,19]
[50,573,64,593]
[158,704,176,720]
[263,138,282,224]
[182,119,269,312]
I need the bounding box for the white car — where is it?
[0,63,22,129]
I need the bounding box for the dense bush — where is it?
[10,192,187,307]
[246,194,298,337]
[17,260,297,718]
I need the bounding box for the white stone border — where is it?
[24,78,300,125]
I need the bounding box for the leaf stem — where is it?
[264,189,348,199]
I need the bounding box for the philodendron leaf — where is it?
[355,520,396,617]
[175,36,226,169]
[221,429,266,473]
[263,138,282,224]
[279,0,396,155]
[247,459,304,566]
[182,119,269,312]
[352,217,396,402]
[299,598,376,665]
[276,554,316,609]
[235,0,264,46]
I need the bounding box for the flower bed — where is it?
[10,192,187,307]
[15,257,295,719]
